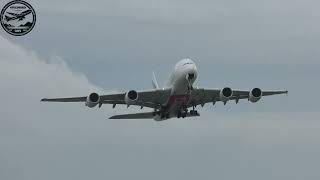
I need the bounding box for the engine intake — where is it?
[220,87,233,102]
[86,92,100,108]
[125,90,138,105]
[249,88,262,103]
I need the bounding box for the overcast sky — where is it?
[1,0,320,179]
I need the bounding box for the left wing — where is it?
[6,12,18,16]
[188,87,287,107]
[41,88,171,109]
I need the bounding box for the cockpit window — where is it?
[183,62,193,66]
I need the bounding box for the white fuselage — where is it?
[167,59,198,94]
[160,59,198,117]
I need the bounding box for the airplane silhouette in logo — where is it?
[5,10,32,22]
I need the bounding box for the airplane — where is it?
[5,10,32,22]
[41,59,288,121]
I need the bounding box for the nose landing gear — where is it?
[188,73,195,80]
[186,73,195,91]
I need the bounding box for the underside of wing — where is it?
[188,87,287,107]
[41,88,171,109]
[99,89,171,109]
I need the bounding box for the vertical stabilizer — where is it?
[152,72,159,89]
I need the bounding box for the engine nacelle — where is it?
[220,87,233,102]
[85,92,100,108]
[125,90,138,105]
[249,88,262,103]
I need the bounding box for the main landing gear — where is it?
[189,105,199,115]
[177,109,199,118]
[189,110,198,115]
[187,73,195,91]
[177,111,187,118]
[177,106,199,118]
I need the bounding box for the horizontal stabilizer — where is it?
[109,112,154,119]
[109,111,200,120]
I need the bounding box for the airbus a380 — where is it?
[41,59,288,121]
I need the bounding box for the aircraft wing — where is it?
[188,88,288,107]
[41,88,171,109]
[6,12,18,16]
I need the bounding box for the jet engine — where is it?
[125,90,138,105]
[249,88,262,103]
[85,92,100,108]
[220,87,233,102]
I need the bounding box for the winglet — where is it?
[152,72,159,89]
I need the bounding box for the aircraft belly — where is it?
[172,79,190,94]
[163,75,192,116]
[164,94,190,116]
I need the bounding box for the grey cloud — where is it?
[34,0,320,24]
[7,0,318,66]
[1,35,320,180]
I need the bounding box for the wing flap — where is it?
[41,97,86,102]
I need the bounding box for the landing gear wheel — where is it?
[190,110,199,115]
[177,113,181,118]
[153,111,161,116]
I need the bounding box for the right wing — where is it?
[41,88,171,109]
[188,87,288,107]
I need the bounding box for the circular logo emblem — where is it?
[0,0,36,36]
